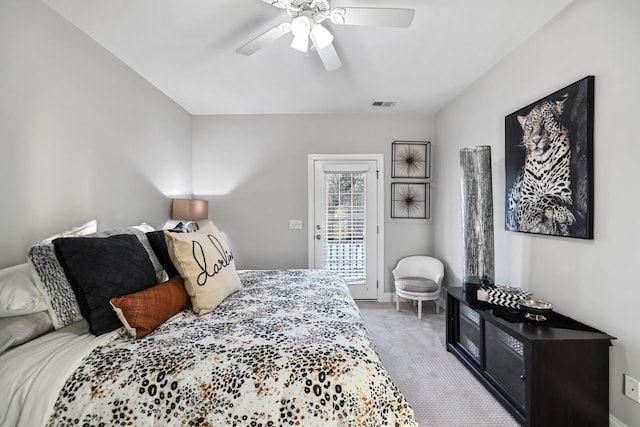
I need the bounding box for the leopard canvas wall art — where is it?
[505,76,594,239]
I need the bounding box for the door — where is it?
[309,156,381,300]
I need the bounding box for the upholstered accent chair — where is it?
[392,255,444,320]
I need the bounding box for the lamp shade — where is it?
[310,24,333,50]
[171,199,209,221]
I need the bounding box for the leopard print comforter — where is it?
[47,269,416,427]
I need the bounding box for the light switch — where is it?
[289,219,303,229]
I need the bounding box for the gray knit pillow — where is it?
[28,243,83,329]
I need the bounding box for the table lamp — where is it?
[171,199,208,232]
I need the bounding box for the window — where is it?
[324,171,366,283]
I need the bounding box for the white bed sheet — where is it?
[0,320,117,427]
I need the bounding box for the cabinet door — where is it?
[484,322,526,412]
[457,302,481,363]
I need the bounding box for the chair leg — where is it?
[418,301,422,320]
[396,294,400,312]
[435,300,440,314]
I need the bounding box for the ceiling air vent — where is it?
[371,100,396,107]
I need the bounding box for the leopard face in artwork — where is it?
[506,94,575,236]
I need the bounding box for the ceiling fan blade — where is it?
[261,0,289,9]
[330,8,415,28]
[236,23,291,56]
[314,41,342,71]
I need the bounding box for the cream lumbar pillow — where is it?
[164,222,241,315]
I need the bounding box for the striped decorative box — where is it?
[477,286,532,309]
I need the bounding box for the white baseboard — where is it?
[610,414,628,427]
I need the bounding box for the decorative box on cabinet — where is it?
[446,287,614,427]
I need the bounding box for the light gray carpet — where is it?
[357,301,520,427]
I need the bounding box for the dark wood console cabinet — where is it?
[446,287,614,427]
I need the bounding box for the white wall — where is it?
[192,114,434,293]
[0,0,193,268]
[434,0,640,424]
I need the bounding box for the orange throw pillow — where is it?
[110,276,188,339]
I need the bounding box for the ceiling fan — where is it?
[236,0,415,71]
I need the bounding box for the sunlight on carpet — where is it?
[357,301,520,427]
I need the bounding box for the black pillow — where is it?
[146,227,184,278]
[53,234,157,335]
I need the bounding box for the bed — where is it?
[0,222,416,427]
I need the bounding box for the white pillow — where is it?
[0,312,53,354]
[131,222,155,233]
[41,219,98,243]
[0,264,47,317]
[165,221,241,315]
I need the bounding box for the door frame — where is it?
[307,154,385,301]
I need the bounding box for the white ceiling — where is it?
[43,0,572,115]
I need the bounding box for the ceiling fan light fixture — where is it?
[290,16,311,52]
[291,34,309,52]
[310,24,333,50]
